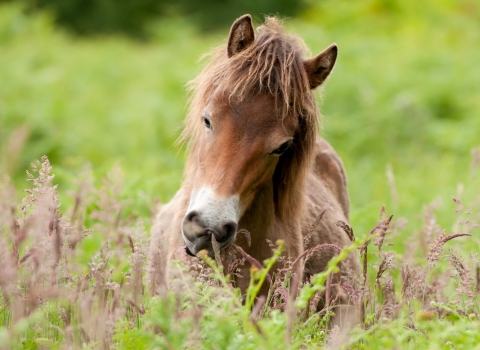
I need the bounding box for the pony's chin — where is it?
[185,246,196,257]
[184,245,214,258]
[184,237,235,258]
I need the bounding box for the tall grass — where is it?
[0,156,478,349]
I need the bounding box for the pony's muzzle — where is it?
[182,210,237,256]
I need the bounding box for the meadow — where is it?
[0,0,479,348]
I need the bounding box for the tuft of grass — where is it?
[0,157,148,349]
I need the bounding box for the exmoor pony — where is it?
[148,14,359,322]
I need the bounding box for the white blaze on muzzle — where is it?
[182,187,240,255]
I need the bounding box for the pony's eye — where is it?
[271,140,292,156]
[203,117,212,130]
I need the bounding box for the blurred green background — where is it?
[1,0,479,233]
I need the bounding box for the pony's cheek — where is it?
[237,159,278,212]
[238,192,255,217]
[259,157,280,183]
[194,141,213,173]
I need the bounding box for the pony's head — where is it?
[181,15,338,256]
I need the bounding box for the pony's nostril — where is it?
[182,210,205,241]
[183,209,237,252]
[185,210,199,223]
[215,221,237,243]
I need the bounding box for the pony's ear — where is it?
[304,44,338,89]
[227,14,255,58]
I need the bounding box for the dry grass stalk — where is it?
[373,215,394,252]
[341,283,359,305]
[452,196,463,212]
[227,256,245,277]
[357,219,383,329]
[359,296,366,329]
[232,244,272,284]
[442,232,472,243]
[419,200,442,257]
[380,275,398,320]
[69,167,93,224]
[303,210,327,248]
[358,214,394,287]
[476,263,480,295]
[291,243,341,270]
[360,214,394,262]
[426,230,471,269]
[284,271,300,345]
[379,205,386,218]
[336,220,354,242]
[360,244,369,292]
[237,228,252,247]
[325,273,332,311]
[212,234,223,268]
[90,164,128,237]
[401,264,423,302]
[375,252,396,287]
[423,276,447,308]
[447,249,475,306]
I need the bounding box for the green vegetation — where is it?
[1,1,479,348]
[21,0,304,35]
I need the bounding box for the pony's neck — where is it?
[236,179,305,263]
[233,182,276,255]
[240,183,275,233]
